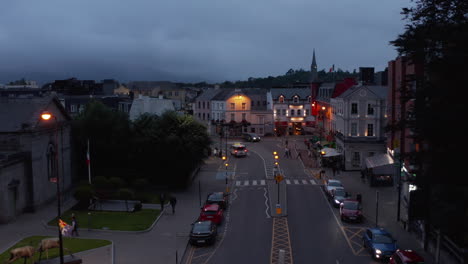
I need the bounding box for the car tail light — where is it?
[235,150,238,153]
[245,149,248,152]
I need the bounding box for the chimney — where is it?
[359,67,375,85]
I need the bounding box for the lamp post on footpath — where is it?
[41,111,64,264]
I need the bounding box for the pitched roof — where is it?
[129,95,175,121]
[196,88,222,101]
[0,96,69,132]
[338,84,387,99]
[270,88,311,99]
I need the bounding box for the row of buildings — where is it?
[0,56,411,230]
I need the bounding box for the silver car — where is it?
[323,179,343,197]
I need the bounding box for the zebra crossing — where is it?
[234,179,317,187]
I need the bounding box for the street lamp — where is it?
[320,106,326,141]
[41,111,64,264]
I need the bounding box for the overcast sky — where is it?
[0,0,410,84]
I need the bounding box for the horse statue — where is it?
[4,246,35,264]
[36,238,73,261]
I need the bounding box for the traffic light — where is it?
[273,151,279,167]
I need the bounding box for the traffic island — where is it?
[36,255,82,264]
[267,180,287,217]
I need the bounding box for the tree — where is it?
[73,184,95,208]
[391,0,468,247]
[72,100,131,180]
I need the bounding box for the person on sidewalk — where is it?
[284,147,289,158]
[159,193,166,211]
[297,151,302,160]
[169,196,177,214]
[71,213,79,237]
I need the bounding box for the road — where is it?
[184,138,384,264]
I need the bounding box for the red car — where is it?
[340,199,363,222]
[198,204,224,225]
[389,249,425,264]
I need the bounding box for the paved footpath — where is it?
[0,157,221,264]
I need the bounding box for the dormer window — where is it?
[279,96,284,103]
[293,96,299,103]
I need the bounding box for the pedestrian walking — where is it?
[285,139,288,147]
[169,196,177,214]
[284,147,289,158]
[71,213,79,237]
[159,193,166,211]
[360,169,366,183]
[213,148,218,157]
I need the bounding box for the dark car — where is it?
[206,192,228,209]
[243,133,261,142]
[362,228,398,260]
[340,199,363,222]
[330,187,350,208]
[189,221,217,246]
[389,249,425,264]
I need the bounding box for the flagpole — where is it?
[87,139,92,184]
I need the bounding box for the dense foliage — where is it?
[391,0,468,246]
[72,101,211,189]
[178,68,358,88]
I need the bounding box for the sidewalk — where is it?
[293,140,436,263]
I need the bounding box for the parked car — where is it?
[330,187,350,208]
[389,249,425,264]
[206,192,228,209]
[340,199,363,222]
[230,143,248,157]
[198,204,224,225]
[189,220,217,246]
[323,179,343,197]
[243,133,261,142]
[362,228,398,260]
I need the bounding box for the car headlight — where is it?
[375,249,382,254]
[334,199,340,204]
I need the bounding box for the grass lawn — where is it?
[0,236,111,264]
[48,209,160,231]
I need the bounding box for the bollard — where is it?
[278,249,285,264]
[276,204,282,215]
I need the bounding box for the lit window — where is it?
[230,103,235,110]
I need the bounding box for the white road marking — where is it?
[286,179,291,184]
[264,187,271,218]
[236,181,241,186]
[302,180,308,184]
[310,179,316,185]
[244,180,249,186]
[253,180,258,186]
[261,180,266,185]
[294,179,299,184]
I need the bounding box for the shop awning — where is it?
[365,153,395,175]
[321,147,342,157]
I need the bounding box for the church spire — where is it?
[310,49,318,82]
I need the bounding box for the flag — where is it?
[86,141,90,165]
[329,64,335,73]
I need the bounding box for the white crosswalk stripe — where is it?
[233,179,316,187]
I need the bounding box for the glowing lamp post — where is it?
[41,111,64,264]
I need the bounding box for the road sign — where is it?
[275,174,284,183]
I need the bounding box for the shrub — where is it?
[132,178,149,191]
[93,176,109,189]
[108,177,125,189]
[133,202,143,212]
[74,184,95,208]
